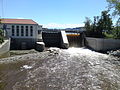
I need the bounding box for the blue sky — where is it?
[1,0,108,28]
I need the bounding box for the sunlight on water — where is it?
[22,65,33,69]
[66,47,108,58]
[0,47,120,90]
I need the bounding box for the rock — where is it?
[36,42,45,52]
[109,50,120,57]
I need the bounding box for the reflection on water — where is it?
[0,61,28,90]
[0,48,120,90]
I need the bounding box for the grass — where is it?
[103,32,114,39]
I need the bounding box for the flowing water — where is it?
[0,47,120,90]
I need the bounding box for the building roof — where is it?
[1,19,38,25]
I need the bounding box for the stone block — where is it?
[36,42,45,52]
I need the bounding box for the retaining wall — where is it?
[10,38,36,50]
[85,37,120,51]
[0,39,10,55]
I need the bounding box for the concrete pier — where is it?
[36,42,45,52]
[60,31,69,49]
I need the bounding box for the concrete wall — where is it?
[42,32,61,47]
[0,39,10,55]
[42,31,69,49]
[10,38,36,50]
[60,31,69,49]
[85,37,120,51]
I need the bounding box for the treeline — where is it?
[84,11,120,39]
[84,0,120,39]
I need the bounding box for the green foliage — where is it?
[0,37,4,44]
[107,0,120,16]
[0,29,4,44]
[107,0,120,27]
[84,17,93,36]
[97,11,113,33]
[0,29,4,36]
[84,11,113,38]
[105,0,120,39]
[0,19,4,44]
[103,32,114,38]
[112,26,120,39]
[84,17,92,31]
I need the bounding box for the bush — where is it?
[103,26,120,39]
[0,36,4,44]
[111,26,120,39]
[103,32,114,39]
[0,29,4,44]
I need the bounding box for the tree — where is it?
[84,11,113,38]
[106,0,120,39]
[84,17,93,36]
[0,19,4,44]
[107,0,120,16]
[84,17,92,31]
[107,0,120,25]
[97,11,113,33]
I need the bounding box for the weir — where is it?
[42,31,61,47]
[66,32,85,47]
[42,30,85,48]
[10,30,85,50]
[42,31,69,49]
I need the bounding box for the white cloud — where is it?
[42,23,84,29]
[16,17,26,19]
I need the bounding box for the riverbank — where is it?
[0,48,60,64]
[0,49,39,59]
[107,49,120,57]
[0,47,120,64]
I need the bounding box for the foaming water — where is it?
[0,47,120,90]
[65,47,108,58]
[15,47,119,90]
[67,47,103,55]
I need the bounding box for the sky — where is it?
[0,0,108,28]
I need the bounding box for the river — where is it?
[0,47,120,90]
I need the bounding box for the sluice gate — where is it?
[10,30,85,50]
[42,31,69,49]
[42,32,61,47]
[42,30,85,48]
[66,32,85,47]
[67,33,81,47]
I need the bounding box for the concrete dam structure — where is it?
[10,30,85,50]
[67,32,85,47]
[42,30,85,48]
[42,31,69,49]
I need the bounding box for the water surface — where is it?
[0,48,120,90]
